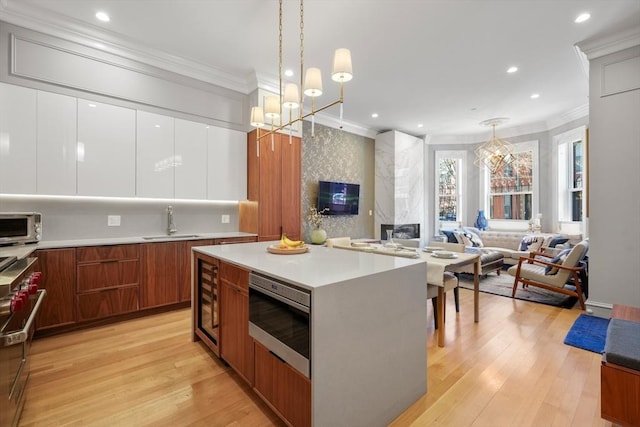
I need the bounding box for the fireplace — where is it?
[381,223,420,240]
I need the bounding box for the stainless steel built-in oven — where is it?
[248,272,311,378]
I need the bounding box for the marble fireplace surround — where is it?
[374,130,425,241]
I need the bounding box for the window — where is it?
[435,151,466,231]
[556,127,586,223]
[481,140,538,224]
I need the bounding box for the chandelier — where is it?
[249,0,353,142]
[474,118,515,174]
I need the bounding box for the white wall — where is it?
[579,33,640,315]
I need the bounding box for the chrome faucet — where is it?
[167,205,177,235]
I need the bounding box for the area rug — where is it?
[457,273,578,309]
[563,314,610,353]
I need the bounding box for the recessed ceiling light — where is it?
[575,13,591,23]
[95,11,110,22]
[155,124,161,128]
[284,69,294,77]
[88,103,96,108]
[371,113,379,118]
[417,124,424,128]
[507,66,518,73]
[530,93,540,99]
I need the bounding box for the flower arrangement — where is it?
[307,206,329,229]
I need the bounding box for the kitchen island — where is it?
[192,241,428,427]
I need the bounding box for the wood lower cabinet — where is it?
[254,341,311,427]
[140,242,180,308]
[34,248,76,330]
[219,261,253,385]
[178,239,214,302]
[246,130,301,241]
[76,244,140,321]
[76,287,139,321]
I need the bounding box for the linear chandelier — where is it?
[474,117,515,174]
[249,0,353,142]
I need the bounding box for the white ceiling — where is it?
[2,0,639,141]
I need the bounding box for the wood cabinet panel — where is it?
[220,261,249,292]
[34,248,76,330]
[76,245,139,263]
[140,242,179,309]
[76,286,139,321]
[281,134,301,241]
[254,341,311,427]
[258,133,283,241]
[246,130,301,242]
[178,239,215,302]
[220,280,253,385]
[77,259,139,292]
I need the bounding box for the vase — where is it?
[310,228,327,245]
[474,210,488,231]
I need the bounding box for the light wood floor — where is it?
[20,287,613,427]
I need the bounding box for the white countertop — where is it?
[32,232,257,250]
[192,241,426,290]
[0,232,257,257]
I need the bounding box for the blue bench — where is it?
[601,308,640,427]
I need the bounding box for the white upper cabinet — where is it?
[207,126,247,201]
[77,99,136,197]
[175,118,207,200]
[37,91,77,195]
[0,83,37,194]
[136,111,175,198]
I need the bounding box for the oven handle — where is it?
[249,283,310,314]
[1,289,47,347]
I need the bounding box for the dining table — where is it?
[332,243,481,347]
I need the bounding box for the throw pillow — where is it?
[465,231,483,247]
[549,236,569,248]
[544,248,572,275]
[442,230,458,243]
[519,235,545,252]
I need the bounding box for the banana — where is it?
[282,234,304,248]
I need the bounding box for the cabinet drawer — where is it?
[254,341,311,427]
[220,261,249,292]
[77,245,139,263]
[76,286,139,321]
[77,259,139,292]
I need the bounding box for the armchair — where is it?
[508,240,589,310]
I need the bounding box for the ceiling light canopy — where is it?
[507,66,518,73]
[474,118,515,174]
[249,0,353,143]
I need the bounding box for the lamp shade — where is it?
[283,83,300,109]
[264,95,280,119]
[332,48,353,82]
[304,67,323,97]
[250,106,265,127]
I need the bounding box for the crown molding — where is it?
[576,23,640,60]
[0,1,252,93]
[426,104,589,146]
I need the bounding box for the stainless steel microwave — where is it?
[0,213,42,246]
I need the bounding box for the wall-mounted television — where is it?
[317,180,360,215]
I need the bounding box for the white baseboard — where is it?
[585,299,613,318]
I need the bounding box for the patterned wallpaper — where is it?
[301,121,375,242]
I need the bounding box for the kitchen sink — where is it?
[142,234,201,240]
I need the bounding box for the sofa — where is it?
[441,228,581,271]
